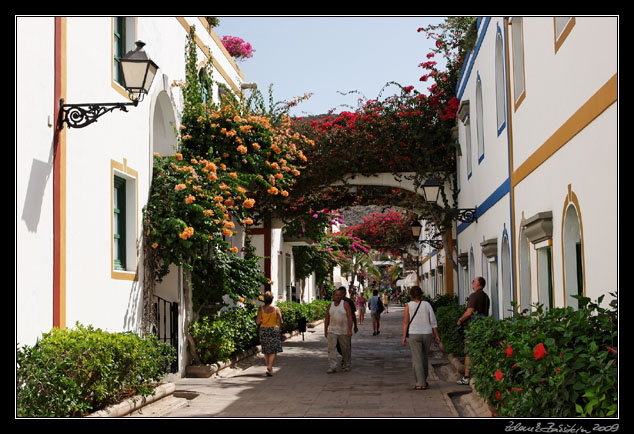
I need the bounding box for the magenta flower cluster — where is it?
[221,35,254,61]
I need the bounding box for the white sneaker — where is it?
[457,376,470,385]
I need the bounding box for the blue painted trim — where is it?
[457,177,511,234]
[457,17,491,100]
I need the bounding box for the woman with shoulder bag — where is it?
[402,286,440,390]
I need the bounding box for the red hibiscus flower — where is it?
[534,343,547,360]
[505,344,513,358]
[495,369,503,381]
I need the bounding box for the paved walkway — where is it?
[159,304,479,418]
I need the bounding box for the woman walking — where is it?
[356,292,366,325]
[256,291,283,376]
[402,286,440,390]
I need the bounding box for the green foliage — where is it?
[191,247,270,318]
[189,300,330,364]
[467,293,618,417]
[189,305,260,364]
[436,302,466,357]
[16,324,175,417]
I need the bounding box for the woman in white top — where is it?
[402,286,441,390]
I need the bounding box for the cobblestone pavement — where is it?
[158,304,477,418]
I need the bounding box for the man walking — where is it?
[324,287,354,373]
[456,276,490,385]
[368,289,383,336]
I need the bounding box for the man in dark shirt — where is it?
[456,276,490,385]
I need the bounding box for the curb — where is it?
[85,383,176,418]
[185,319,324,378]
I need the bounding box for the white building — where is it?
[453,16,618,316]
[16,16,315,374]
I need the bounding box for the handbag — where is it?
[406,301,422,338]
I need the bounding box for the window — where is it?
[519,227,531,313]
[113,17,126,86]
[563,204,584,309]
[476,77,485,163]
[537,246,554,310]
[112,17,136,96]
[465,118,473,178]
[111,160,138,280]
[554,17,575,52]
[510,17,526,108]
[501,234,512,318]
[495,30,506,133]
[489,259,499,320]
[113,176,126,270]
[199,67,212,105]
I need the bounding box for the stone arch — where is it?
[149,73,180,172]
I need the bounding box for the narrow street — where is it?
[152,304,485,418]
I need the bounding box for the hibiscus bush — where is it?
[466,293,617,417]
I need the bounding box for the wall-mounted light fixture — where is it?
[420,178,477,223]
[59,41,159,129]
[410,219,444,250]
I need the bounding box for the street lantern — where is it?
[119,41,159,100]
[59,41,159,129]
[410,220,422,238]
[421,178,441,203]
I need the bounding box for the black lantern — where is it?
[59,41,159,129]
[410,220,422,238]
[421,177,441,203]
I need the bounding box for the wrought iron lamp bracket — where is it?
[417,239,444,250]
[58,98,139,129]
[455,207,478,223]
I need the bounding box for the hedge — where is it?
[189,299,331,364]
[16,323,176,417]
[466,293,617,417]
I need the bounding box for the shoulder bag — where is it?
[406,302,422,338]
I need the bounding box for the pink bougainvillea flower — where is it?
[495,390,502,400]
[534,343,547,360]
[494,369,504,381]
[505,344,513,358]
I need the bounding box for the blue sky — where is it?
[214,16,447,117]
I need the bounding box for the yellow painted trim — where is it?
[59,17,68,329]
[511,73,617,188]
[560,184,586,307]
[111,159,139,281]
[554,17,575,54]
[197,17,244,81]
[176,17,241,94]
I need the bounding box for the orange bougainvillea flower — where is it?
[237,145,247,154]
[174,184,186,191]
[534,343,547,360]
[243,198,255,208]
[267,187,279,195]
[179,227,194,240]
[230,246,239,254]
[252,142,260,150]
[185,195,196,204]
[222,227,234,237]
[241,217,253,225]
[203,209,214,217]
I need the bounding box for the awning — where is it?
[396,272,417,288]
